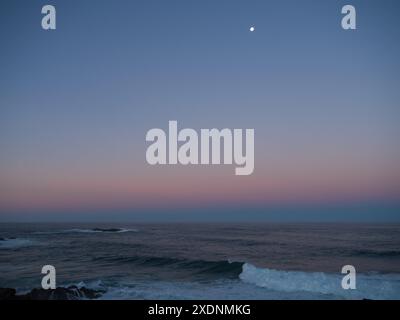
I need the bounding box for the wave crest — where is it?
[239,263,400,299]
[34,228,138,234]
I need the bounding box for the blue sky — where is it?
[0,0,399,221]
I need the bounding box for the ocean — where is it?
[0,223,399,300]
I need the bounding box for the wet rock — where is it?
[0,286,105,300]
[92,228,122,232]
[0,288,16,299]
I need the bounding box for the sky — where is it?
[0,0,399,222]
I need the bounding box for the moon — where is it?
[249,26,255,32]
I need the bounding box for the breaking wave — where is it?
[87,256,400,299]
[12,261,400,300]
[73,263,400,300]
[239,263,400,300]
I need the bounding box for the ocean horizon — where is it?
[1,222,399,300]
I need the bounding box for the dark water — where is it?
[0,223,399,299]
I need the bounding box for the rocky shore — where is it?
[0,286,105,300]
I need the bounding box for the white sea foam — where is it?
[69,280,107,291]
[97,280,283,300]
[239,263,400,300]
[34,228,138,234]
[66,228,137,233]
[96,279,341,300]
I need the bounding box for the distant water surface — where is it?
[0,223,399,299]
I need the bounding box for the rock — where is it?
[0,288,17,300]
[0,286,105,300]
[92,228,122,232]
